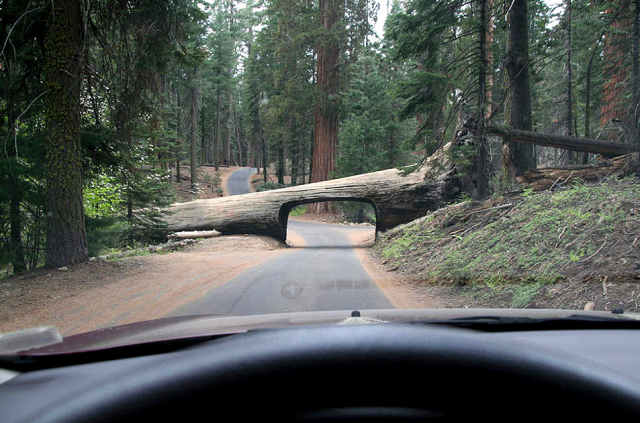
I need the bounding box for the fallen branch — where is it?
[580,236,607,263]
[549,171,575,191]
[548,176,563,191]
[451,222,482,238]
[555,227,566,248]
[169,230,221,240]
[488,126,640,156]
[466,203,514,215]
[558,171,575,187]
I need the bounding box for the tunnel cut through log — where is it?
[162,133,639,243]
[278,198,378,235]
[163,147,459,242]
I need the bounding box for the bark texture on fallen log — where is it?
[163,147,460,241]
[487,126,640,157]
[517,153,640,190]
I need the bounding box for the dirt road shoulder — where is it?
[346,231,442,309]
[1,236,288,336]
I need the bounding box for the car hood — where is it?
[9,308,637,355]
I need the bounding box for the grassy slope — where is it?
[373,177,640,310]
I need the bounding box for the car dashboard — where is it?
[2,321,640,422]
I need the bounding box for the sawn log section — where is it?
[164,149,459,242]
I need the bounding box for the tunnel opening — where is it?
[279,199,377,248]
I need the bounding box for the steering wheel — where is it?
[32,324,640,422]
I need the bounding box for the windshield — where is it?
[1,0,639,351]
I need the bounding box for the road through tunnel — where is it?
[279,199,377,247]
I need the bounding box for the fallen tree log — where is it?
[516,153,640,190]
[162,132,640,242]
[487,126,640,157]
[163,147,460,241]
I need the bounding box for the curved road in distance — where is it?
[226,167,257,195]
[169,167,392,316]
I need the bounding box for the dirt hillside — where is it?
[372,177,640,312]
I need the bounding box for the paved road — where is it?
[226,167,257,195]
[169,167,392,316]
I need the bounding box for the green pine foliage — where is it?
[1,0,639,273]
[337,47,416,177]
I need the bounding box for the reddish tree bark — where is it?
[600,0,631,139]
[309,0,342,213]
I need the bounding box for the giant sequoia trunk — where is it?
[601,0,631,140]
[44,0,88,268]
[309,0,341,213]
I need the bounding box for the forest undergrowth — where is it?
[373,176,640,311]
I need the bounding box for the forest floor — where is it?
[372,176,640,313]
[0,235,288,336]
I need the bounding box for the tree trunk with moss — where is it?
[44,0,88,268]
[502,0,536,181]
